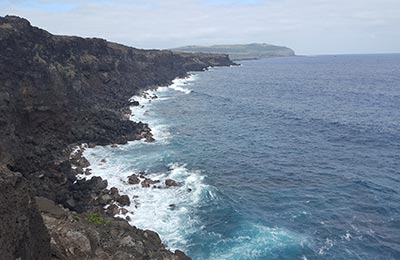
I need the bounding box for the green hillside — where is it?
[171,43,295,60]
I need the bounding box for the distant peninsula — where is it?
[171,43,295,61]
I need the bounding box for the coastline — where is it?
[73,73,204,252]
[0,15,234,260]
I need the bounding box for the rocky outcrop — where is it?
[0,15,234,259]
[0,168,51,260]
[36,196,190,260]
[0,15,233,207]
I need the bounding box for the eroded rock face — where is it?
[0,15,233,211]
[0,15,233,259]
[0,169,51,260]
[37,197,191,260]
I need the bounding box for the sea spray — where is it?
[77,70,307,259]
[78,74,213,250]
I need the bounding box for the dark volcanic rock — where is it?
[165,179,178,187]
[117,195,131,206]
[128,174,140,185]
[141,177,160,188]
[0,169,51,260]
[37,197,191,260]
[0,15,232,259]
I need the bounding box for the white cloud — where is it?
[1,0,399,54]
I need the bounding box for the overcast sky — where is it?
[1,0,400,54]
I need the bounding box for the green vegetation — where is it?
[86,213,110,225]
[171,43,295,60]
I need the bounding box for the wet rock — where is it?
[141,182,150,188]
[128,174,140,185]
[106,204,120,216]
[141,178,160,188]
[175,250,192,260]
[109,187,120,200]
[100,158,107,163]
[168,204,176,210]
[75,167,84,175]
[165,179,178,187]
[111,144,118,148]
[129,100,139,106]
[145,136,156,142]
[143,230,162,244]
[117,195,130,206]
[88,143,96,148]
[84,168,92,175]
[77,157,91,168]
[120,208,129,215]
[92,177,108,191]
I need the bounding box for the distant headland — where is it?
[171,43,295,61]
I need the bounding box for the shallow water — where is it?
[83,54,400,259]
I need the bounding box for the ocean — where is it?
[82,54,400,259]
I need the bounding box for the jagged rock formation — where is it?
[37,197,190,260]
[0,168,51,260]
[0,15,234,260]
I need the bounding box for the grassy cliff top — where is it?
[171,43,295,60]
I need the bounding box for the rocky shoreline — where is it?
[0,15,235,260]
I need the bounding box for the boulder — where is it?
[77,156,91,168]
[120,208,129,215]
[117,195,130,206]
[106,204,120,216]
[141,178,160,188]
[109,187,120,200]
[165,179,178,187]
[127,174,140,185]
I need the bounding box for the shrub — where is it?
[86,213,110,225]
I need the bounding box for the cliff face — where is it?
[0,15,234,260]
[0,168,51,260]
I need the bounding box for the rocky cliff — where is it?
[0,15,234,260]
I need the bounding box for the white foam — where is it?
[128,74,197,143]
[208,224,307,260]
[76,73,215,250]
[318,238,334,255]
[124,164,210,249]
[78,149,212,250]
[129,91,171,143]
[168,75,197,94]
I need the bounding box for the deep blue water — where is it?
[85,54,400,259]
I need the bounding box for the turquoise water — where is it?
[84,54,400,259]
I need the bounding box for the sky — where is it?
[1,0,400,54]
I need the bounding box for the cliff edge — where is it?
[0,15,234,260]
